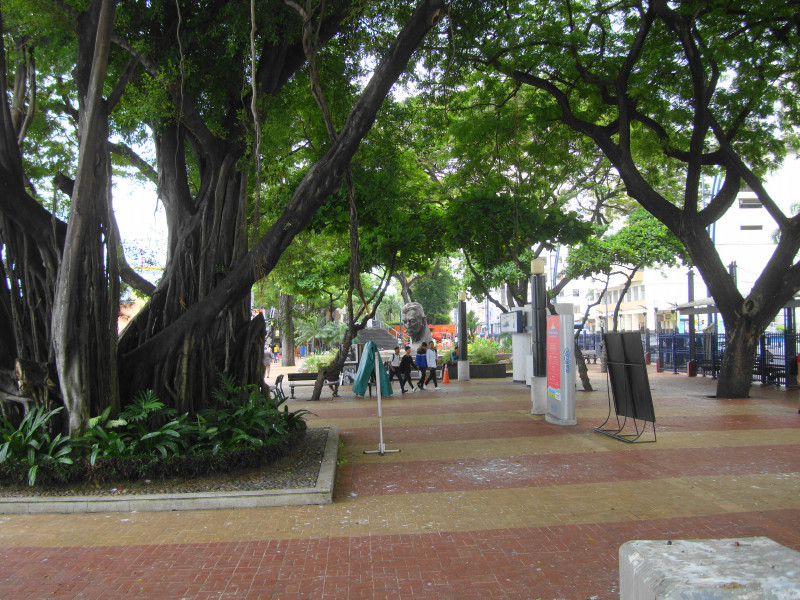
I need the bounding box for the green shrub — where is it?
[189,374,308,455]
[80,390,188,466]
[468,338,501,364]
[303,351,337,373]
[0,406,74,486]
[0,375,312,488]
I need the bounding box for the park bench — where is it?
[287,372,320,398]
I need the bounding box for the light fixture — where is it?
[531,258,545,275]
[458,291,466,302]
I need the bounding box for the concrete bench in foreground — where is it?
[620,537,800,599]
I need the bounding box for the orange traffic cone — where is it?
[442,366,450,384]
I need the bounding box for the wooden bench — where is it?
[582,349,598,364]
[287,372,319,398]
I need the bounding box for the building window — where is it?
[738,192,762,209]
[740,224,763,230]
[572,289,580,297]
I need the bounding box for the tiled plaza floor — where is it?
[1,364,798,599]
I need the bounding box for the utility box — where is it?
[510,306,531,383]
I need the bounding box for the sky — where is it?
[113,178,167,284]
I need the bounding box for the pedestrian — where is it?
[263,345,274,381]
[324,368,340,398]
[398,345,415,393]
[415,342,428,390]
[450,344,459,364]
[388,345,401,385]
[273,344,280,363]
[426,341,440,390]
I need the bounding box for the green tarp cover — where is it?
[353,341,393,397]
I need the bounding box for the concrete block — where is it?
[620,537,800,599]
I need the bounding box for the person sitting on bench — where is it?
[324,369,340,398]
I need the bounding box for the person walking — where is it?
[263,345,274,381]
[388,345,401,386]
[426,341,440,390]
[415,342,428,390]
[398,345,415,393]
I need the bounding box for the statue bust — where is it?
[401,301,433,355]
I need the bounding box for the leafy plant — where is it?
[80,407,132,465]
[468,338,501,364]
[0,406,74,486]
[190,374,308,455]
[81,390,188,464]
[119,390,187,457]
[303,351,337,373]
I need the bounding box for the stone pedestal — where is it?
[457,360,470,381]
[620,537,800,600]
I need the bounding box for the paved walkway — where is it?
[1,365,798,599]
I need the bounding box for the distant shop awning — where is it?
[674,298,718,315]
[675,296,800,315]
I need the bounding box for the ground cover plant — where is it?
[0,376,309,487]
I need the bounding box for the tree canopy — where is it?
[444,0,800,397]
[2,0,798,429]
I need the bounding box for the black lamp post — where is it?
[531,258,547,414]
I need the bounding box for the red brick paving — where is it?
[3,510,799,599]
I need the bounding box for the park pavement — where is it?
[0,363,798,599]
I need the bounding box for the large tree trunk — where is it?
[715,325,760,398]
[51,0,120,435]
[117,134,251,412]
[0,21,63,418]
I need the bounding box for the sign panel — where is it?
[498,310,525,334]
[546,314,577,425]
[546,316,561,396]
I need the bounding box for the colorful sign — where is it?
[546,316,561,404]
[546,313,577,426]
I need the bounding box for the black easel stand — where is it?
[594,332,657,444]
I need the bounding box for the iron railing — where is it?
[576,328,798,388]
[656,330,798,387]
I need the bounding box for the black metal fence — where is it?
[576,330,657,363]
[575,328,798,388]
[656,330,798,387]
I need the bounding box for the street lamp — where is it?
[531,258,547,415]
[457,291,469,380]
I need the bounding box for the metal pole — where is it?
[364,351,399,456]
[531,273,547,378]
[787,307,798,389]
[457,292,470,380]
[530,259,547,414]
[688,268,696,365]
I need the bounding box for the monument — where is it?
[401,302,433,355]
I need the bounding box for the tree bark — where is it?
[51,0,120,435]
[715,323,759,398]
